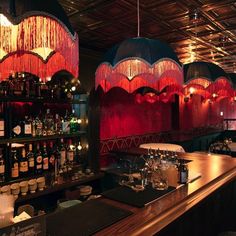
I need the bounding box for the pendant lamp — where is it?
[95,0,183,102]
[0,0,79,81]
[183,61,234,101]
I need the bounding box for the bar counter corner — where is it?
[47,152,236,236]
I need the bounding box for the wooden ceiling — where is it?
[59,0,236,73]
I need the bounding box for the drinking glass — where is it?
[151,165,169,190]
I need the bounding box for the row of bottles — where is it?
[0,108,83,139]
[0,72,80,99]
[0,139,84,182]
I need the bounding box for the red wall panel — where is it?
[100,89,172,140]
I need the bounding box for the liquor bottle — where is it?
[27,144,35,174]
[13,72,24,96]
[0,148,5,182]
[48,141,56,171]
[19,147,29,177]
[66,139,75,170]
[59,138,66,172]
[54,114,62,134]
[34,115,43,136]
[44,109,54,135]
[12,119,22,137]
[27,75,36,98]
[52,142,60,178]
[23,116,32,137]
[42,142,49,171]
[178,161,189,184]
[11,149,19,179]
[70,109,78,133]
[0,104,5,138]
[76,141,83,164]
[35,143,43,174]
[62,110,70,134]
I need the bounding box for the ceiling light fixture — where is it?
[0,0,79,82]
[95,0,183,103]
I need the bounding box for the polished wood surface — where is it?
[96,151,236,235]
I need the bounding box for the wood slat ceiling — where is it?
[59,0,236,72]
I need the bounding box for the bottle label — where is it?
[11,163,19,178]
[36,164,42,170]
[29,158,34,168]
[43,157,49,170]
[36,155,42,163]
[49,155,55,165]
[0,120,4,131]
[60,150,66,166]
[0,130,4,137]
[13,125,21,135]
[180,171,188,183]
[67,151,74,162]
[20,161,28,172]
[0,165,5,174]
[62,121,70,133]
[25,124,32,134]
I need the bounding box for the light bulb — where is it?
[77,142,82,151]
[189,87,195,95]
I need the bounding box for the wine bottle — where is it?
[42,142,49,171]
[27,144,35,174]
[11,149,19,179]
[0,104,5,138]
[59,138,66,171]
[35,143,43,174]
[23,116,32,137]
[43,109,54,135]
[62,110,70,134]
[70,109,79,133]
[13,72,24,96]
[0,148,5,182]
[34,115,43,136]
[54,114,62,134]
[12,119,22,137]
[66,139,75,171]
[19,147,29,178]
[48,141,56,171]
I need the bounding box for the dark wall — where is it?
[79,48,102,93]
[79,48,103,171]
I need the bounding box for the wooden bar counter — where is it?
[95,151,236,235]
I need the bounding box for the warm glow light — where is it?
[0,48,7,60]
[31,47,54,61]
[77,142,82,151]
[220,111,223,116]
[0,14,13,26]
[189,87,195,94]
[0,15,79,81]
[212,93,217,98]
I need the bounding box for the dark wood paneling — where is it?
[59,0,236,72]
